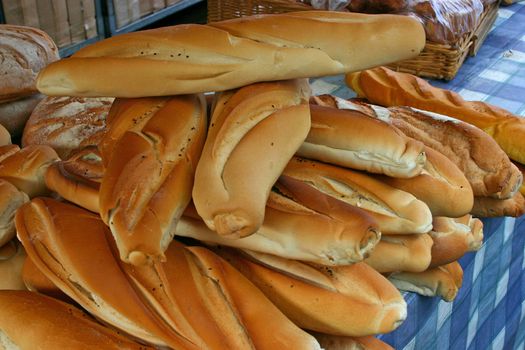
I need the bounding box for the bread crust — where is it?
[193,80,311,238]
[0,180,29,246]
[36,13,424,97]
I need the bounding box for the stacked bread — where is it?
[0,25,59,137]
[4,9,514,350]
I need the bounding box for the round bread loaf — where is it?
[0,25,59,103]
[22,96,114,159]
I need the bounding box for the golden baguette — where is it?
[347,66,525,164]
[37,12,424,98]
[214,248,407,337]
[99,94,207,265]
[193,80,311,238]
[0,290,153,350]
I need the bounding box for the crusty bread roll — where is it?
[388,261,463,302]
[0,25,59,103]
[45,146,103,213]
[37,12,424,97]
[346,66,525,165]
[0,124,10,147]
[364,234,433,273]
[22,96,114,159]
[0,179,29,247]
[0,94,44,138]
[0,240,26,291]
[514,161,525,196]
[99,94,207,265]
[193,80,311,238]
[0,144,19,162]
[17,198,320,350]
[283,157,433,235]
[215,248,406,337]
[16,198,193,348]
[377,146,474,217]
[298,102,426,178]
[0,290,153,349]
[118,241,322,350]
[429,215,483,268]
[472,192,525,217]
[0,145,59,198]
[178,192,379,266]
[312,333,394,350]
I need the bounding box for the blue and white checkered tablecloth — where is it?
[312,2,525,349]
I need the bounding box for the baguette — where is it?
[283,157,433,235]
[319,97,522,199]
[0,145,60,198]
[0,240,26,291]
[346,66,525,164]
[0,179,29,247]
[118,241,322,350]
[177,192,379,266]
[364,234,433,273]
[429,216,483,268]
[471,192,525,217]
[0,25,59,102]
[99,94,207,265]
[16,198,193,348]
[388,261,463,302]
[215,248,406,337]
[44,146,103,213]
[0,290,153,350]
[377,146,474,217]
[298,103,426,178]
[193,80,311,238]
[37,12,424,97]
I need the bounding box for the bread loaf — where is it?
[472,192,525,217]
[0,145,59,198]
[99,94,207,265]
[22,96,113,159]
[177,193,379,266]
[0,240,26,290]
[514,161,525,195]
[346,66,525,164]
[22,256,70,302]
[45,147,103,213]
[429,216,483,268]
[16,198,193,348]
[0,25,59,103]
[299,101,426,178]
[0,124,10,146]
[215,248,407,336]
[0,94,43,137]
[283,157,433,235]
[0,290,154,349]
[364,234,433,273]
[118,241,322,350]
[388,261,463,302]
[0,179,29,247]
[37,12,425,97]
[377,146,474,217]
[193,80,311,238]
[0,144,19,162]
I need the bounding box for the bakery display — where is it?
[193,80,310,238]
[22,96,114,159]
[99,94,207,265]
[36,12,424,97]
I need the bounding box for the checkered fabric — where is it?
[310,2,525,349]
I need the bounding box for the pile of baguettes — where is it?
[0,9,524,350]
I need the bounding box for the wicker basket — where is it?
[207,0,500,81]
